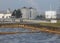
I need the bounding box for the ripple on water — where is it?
[0,28,59,43]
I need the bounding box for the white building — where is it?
[29,7,37,19]
[0,14,4,18]
[0,9,12,18]
[21,7,30,19]
[0,13,11,18]
[21,7,38,19]
[4,13,11,18]
[45,11,57,19]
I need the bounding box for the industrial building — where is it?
[21,7,30,19]
[29,7,38,19]
[21,7,38,19]
[45,11,57,19]
[0,9,12,18]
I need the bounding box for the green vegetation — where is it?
[12,9,22,18]
[39,20,60,27]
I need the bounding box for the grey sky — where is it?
[0,0,60,12]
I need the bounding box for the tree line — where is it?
[12,9,22,18]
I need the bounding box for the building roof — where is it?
[0,10,12,14]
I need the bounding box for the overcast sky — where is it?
[0,0,60,12]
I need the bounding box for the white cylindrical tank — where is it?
[45,11,56,19]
